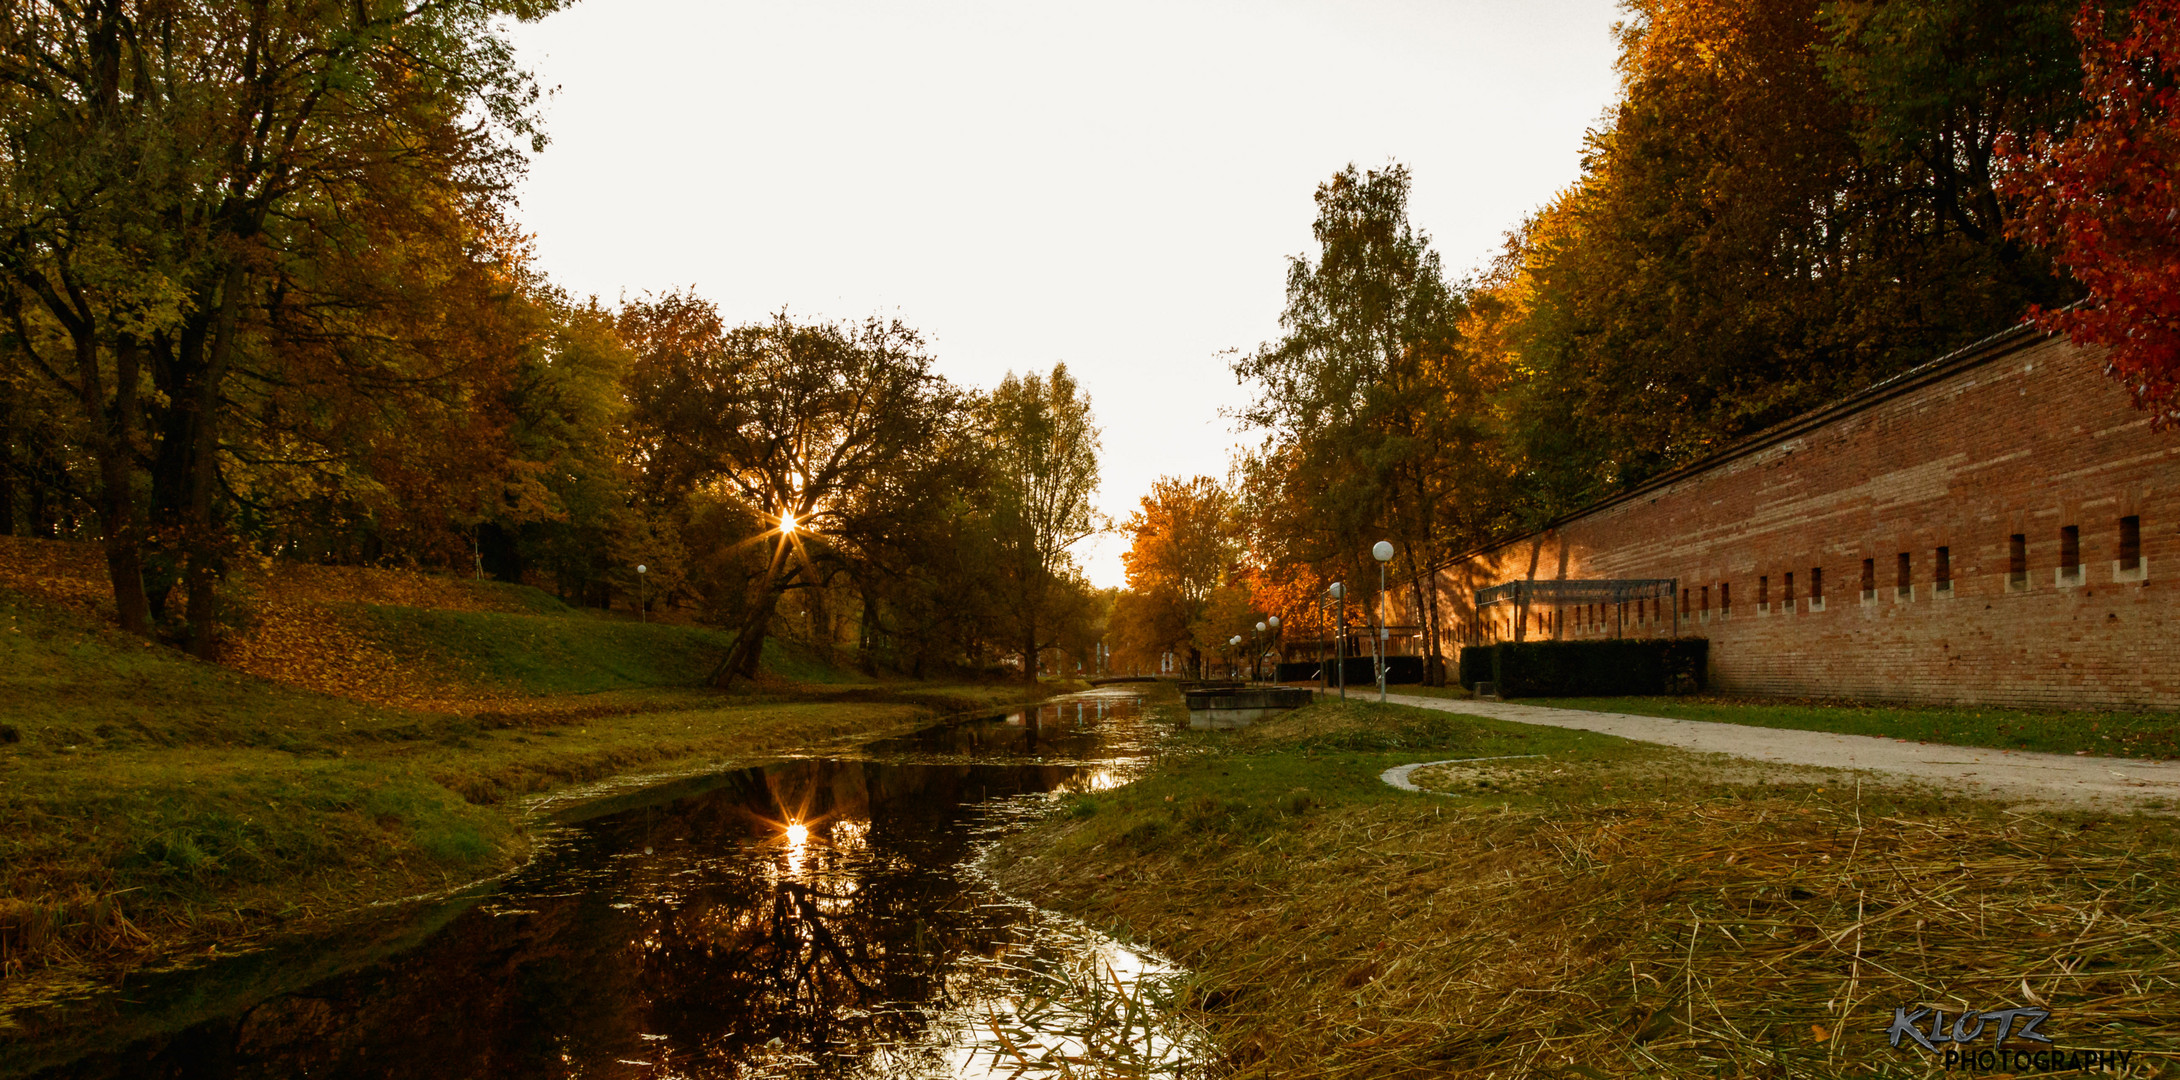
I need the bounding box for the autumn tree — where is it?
[0,0,562,652]
[484,293,656,603]
[1486,0,2082,511]
[1115,475,1239,679]
[1231,163,1481,681]
[2000,0,2180,425]
[983,364,1104,678]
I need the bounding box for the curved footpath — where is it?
[1383,693,2180,812]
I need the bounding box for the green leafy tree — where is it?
[1231,163,1478,680]
[0,0,563,651]
[622,296,966,685]
[983,364,1104,679]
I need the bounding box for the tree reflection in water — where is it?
[29,690,1193,1080]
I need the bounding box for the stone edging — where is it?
[1380,755,1546,793]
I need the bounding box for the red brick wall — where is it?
[1428,332,2180,709]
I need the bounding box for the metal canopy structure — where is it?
[1474,578,1678,608]
[1474,577,1682,638]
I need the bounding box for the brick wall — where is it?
[1428,330,2180,709]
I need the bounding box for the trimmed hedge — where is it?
[1457,638,1709,698]
[1275,656,1424,685]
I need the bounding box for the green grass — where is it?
[0,590,1050,975]
[1,594,406,752]
[1060,700,1653,856]
[343,603,873,695]
[1525,693,2180,759]
[472,580,576,615]
[757,635,871,685]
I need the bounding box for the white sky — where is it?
[504,0,1627,589]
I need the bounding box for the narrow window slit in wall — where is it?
[2117,515,2145,581]
[1861,558,1877,605]
[1759,575,1769,614]
[1783,571,1796,613]
[1935,546,1952,597]
[2009,533,2028,592]
[1811,567,1824,611]
[1896,551,1912,601]
[1721,582,1731,617]
[2059,525,2082,586]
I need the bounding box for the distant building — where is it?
[1427,327,2179,709]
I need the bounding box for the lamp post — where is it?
[1228,634,1243,680]
[636,564,648,624]
[1373,540,1395,702]
[1254,621,1267,682]
[1328,581,1346,700]
[1266,615,1280,683]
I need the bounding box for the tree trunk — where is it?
[97,337,151,636]
[62,324,153,636]
[806,580,833,665]
[1514,536,1545,645]
[1017,558,1045,682]
[1020,619,1040,683]
[1427,567,1446,685]
[27,435,57,536]
[857,589,881,675]
[1404,555,1435,686]
[713,586,782,686]
[180,264,246,659]
[0,375,16,537]
[712,538,793,687]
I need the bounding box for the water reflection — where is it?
[24,689,1199,1079]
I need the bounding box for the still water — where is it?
[11,688,1201,1079]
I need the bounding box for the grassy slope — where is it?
[988,699,2180,1078]
[0,572,1051,977]
[338,600,867,696]
[1525,693,2180,760]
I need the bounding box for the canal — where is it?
[9,687,1201,1079]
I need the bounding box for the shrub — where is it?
[1458,638,1708,697]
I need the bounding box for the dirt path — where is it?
[1385,693,2180,812]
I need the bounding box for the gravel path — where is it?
[1383,693,2180,812]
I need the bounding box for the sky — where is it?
[503,0,1628,589]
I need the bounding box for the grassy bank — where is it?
[988,699,2180,1078]
[1525,694,2180,760]
[0,570,1060,980]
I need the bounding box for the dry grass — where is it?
[992,705,2180,1077]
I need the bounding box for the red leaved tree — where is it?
[2002,0,2180,425]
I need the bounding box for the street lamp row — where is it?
[1326,540,1396,703]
